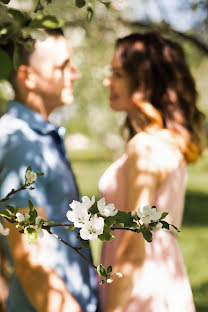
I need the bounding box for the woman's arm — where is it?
[5,207,82,312]
[104,135,159,312]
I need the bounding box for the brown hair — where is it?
[3,28,64,87]
[116,32,205,162]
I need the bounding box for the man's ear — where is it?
[17,65,36,90]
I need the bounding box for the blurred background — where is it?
[0,1,208,311]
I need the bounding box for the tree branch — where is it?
[0,184,28,204]
[119,18,208,55]
[46,228,97,269]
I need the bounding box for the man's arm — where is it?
[5,207,82,312]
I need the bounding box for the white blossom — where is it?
[35,216,42,226]
[67,203,90,228]
[80,214,104,240]
[36,228,44,239]
[137,205,162,224]
[107,278,113,283]
[67,196,95,228]
[0,222,10,236]
[16,212,25,223]
[80,195,95,210]
[70,195,95,210]
[24,213,30,221]
[24,226,44,243]
[97,198,118,217]
[25,170,37,184]
[131,211,137,217]
[115,272,123,278]
[34,216,44,238]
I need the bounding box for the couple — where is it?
[0,28,204,311]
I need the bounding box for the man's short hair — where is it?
[2,28,64,86]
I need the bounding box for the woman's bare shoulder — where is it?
[127,131,182,178]
[127,132,154,154]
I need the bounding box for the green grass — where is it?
[71,152,208,312]
[178,227,208,312]
[182,154,208,312]
[71,159,111,198]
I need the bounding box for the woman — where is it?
[98,33,205,312]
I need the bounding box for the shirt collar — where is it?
[8,100,65,137]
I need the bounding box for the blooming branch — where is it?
[0,167,179,285]
[0,166,43,205]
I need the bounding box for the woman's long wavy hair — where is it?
[116,32,205,163]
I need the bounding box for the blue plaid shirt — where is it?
[0,101,97,312]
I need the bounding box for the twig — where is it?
[119,18,208,55]
[111,226,139,233]
[45,223,72,228]
[0,184,28,204]
[46,228,97,269]
[2,217,97,269]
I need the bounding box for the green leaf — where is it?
[160,221,170,230]
[14,206,20,214]
[107,265,112,273]
[34,0,44,12]
[98,232,114,241]
[141,228,152,242]
[75,0,86,8]
[0,48,12,80]
[115,211,134,227]
[18,229,24,234]
[29,209,37,220]
[8,9,28,26]
[24,40,35,53]
[100,279,105,285]
[98,224,114,241]
[97,264,107,277]
[0,0,10,4]
[76,232,89,248]
[25,227,37,244]
[101,1,111,8]
[30,15,64,29]
[87,6,94,22]
[0,210,11,219]
[88,203,98,215]
[105,216,116,227]
[28,200,33,211]
[160,212,168,220]
[26,166,32,172]
[67,224,75,231]
[37,172,44,176]
[5,205,15,213]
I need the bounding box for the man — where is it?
[0,29,97,312]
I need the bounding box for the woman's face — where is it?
[104,50,135,112]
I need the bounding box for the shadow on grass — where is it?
[194,281,208,312]
[183,191,208,225]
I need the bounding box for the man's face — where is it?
[29,35,80,109]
